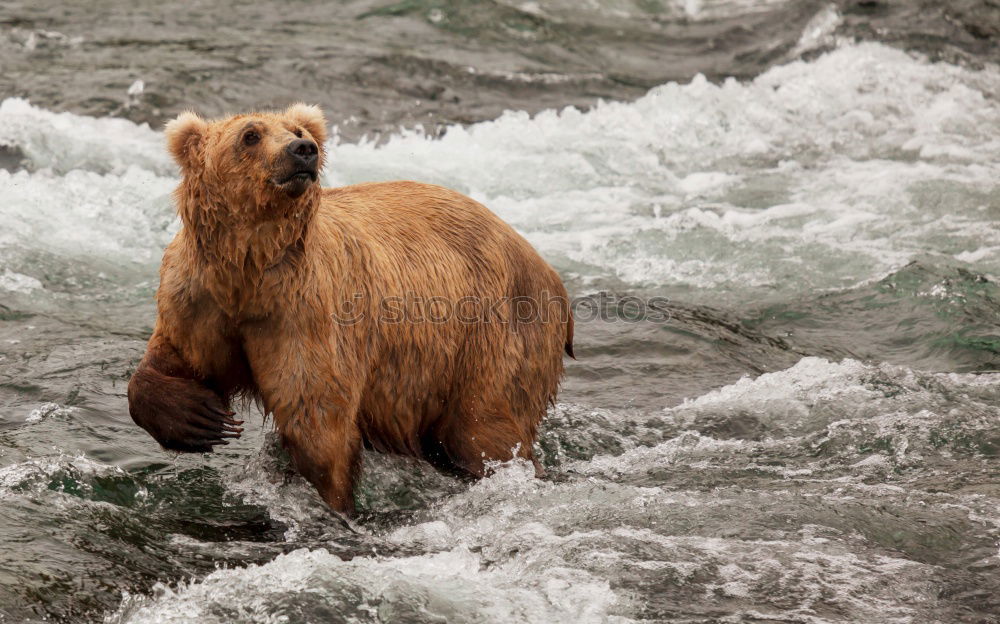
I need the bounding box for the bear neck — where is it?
[176,181,321,316]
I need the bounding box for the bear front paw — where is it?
[128,368,243,453]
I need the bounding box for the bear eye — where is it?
[293,128,303,138]
[243,130,260,146]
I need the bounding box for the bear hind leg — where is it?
[434,405,544,479]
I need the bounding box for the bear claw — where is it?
[129,369,245,453]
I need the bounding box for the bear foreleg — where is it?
[128,328,244,452]
[242,324,364,514]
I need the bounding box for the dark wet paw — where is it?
[129,370,244,453]
[160,396,244,453]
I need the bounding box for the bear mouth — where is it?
[272,169,318,198]
[276,170,318,185]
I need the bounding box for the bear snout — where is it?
[272,138,320,198]
[286,138,319,171]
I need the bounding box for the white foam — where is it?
[567,356,1000,482]
[673,357,872,418]
[375,458,944,623]
[0,268,43,293]
[2,43,999,298]
[789,3,842,56]
[223,432,343,542]
[110,546,623,624]
[954,245,1000,263]
[0,98,171,175]
[0,166,177,294]
[0,453,122,497]
[322,43,1000,294]
[472,0,796,23]
[104,354,999,622]
[24,402,76,423]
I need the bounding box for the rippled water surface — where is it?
[1,1,999,623]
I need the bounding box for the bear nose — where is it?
[286,139,318,167]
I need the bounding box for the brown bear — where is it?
[127,104,573,513]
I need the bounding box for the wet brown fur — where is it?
[128,105,573,513]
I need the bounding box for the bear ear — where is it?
[285,103,328,148]
[164,111,208,171]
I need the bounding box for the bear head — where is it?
[164,104,328,209]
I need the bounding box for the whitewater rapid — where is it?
[0,41,998,623]
[3,43,999,305]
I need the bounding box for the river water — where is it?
[0,1,999,623]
